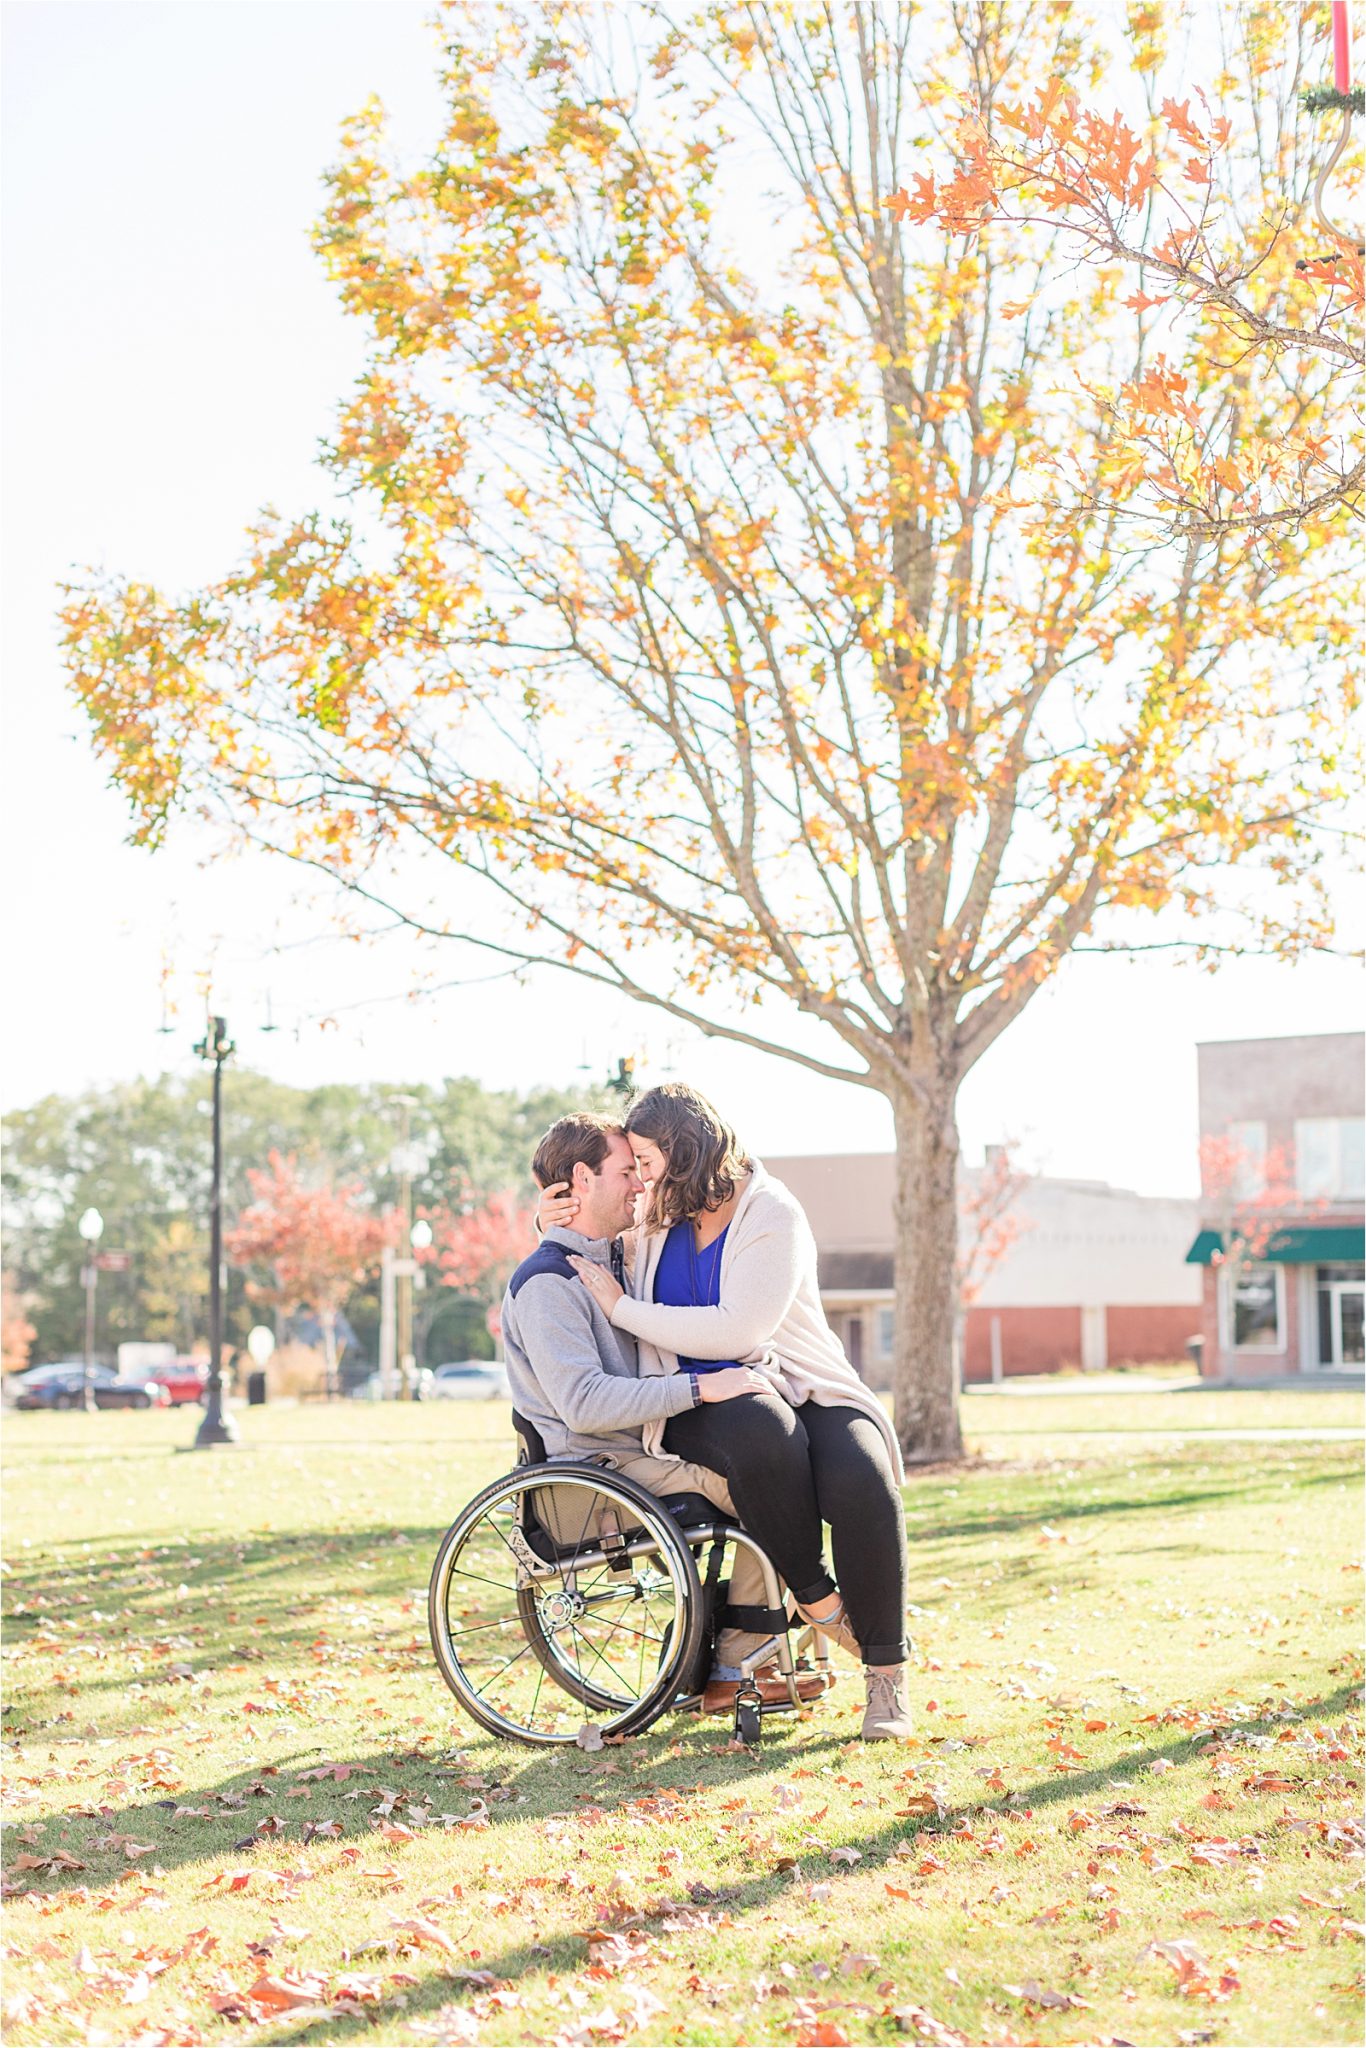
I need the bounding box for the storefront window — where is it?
[1228,1264,1283,1350]
[1316,1263,1365,1369]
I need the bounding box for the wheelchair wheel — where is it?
[429,1465,705,1745]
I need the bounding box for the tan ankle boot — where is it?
[861,1666,914,1740]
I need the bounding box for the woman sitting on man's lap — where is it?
[540,1080,914,1741]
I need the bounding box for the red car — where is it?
[144,1359,209,1406]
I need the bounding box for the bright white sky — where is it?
[2,0,1360,1197]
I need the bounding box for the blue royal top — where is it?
[652,1219,737,1376]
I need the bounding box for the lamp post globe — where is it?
[246,1325,276,1368]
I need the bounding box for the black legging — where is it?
[663,1394,910,1665]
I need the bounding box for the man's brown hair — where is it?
[531,1112,626,1192]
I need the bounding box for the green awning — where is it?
[1185,1226,1365,1265]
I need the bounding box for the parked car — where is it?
[142,1358,208,1406]
[12,1364,170,1411]
[429,1360,510,1401]
[359,1368,435,1401]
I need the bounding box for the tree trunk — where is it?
[321,1309,338,1402]
[891,1076,964,1464]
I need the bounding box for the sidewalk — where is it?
[963,1369,1364,1397]
[964,1370,1203,1397]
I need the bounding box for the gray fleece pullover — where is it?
[499,1225,699,1461]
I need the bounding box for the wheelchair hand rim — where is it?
[428,1464,705,1745]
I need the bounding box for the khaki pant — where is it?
[536,1451,773,1669]
[611,1450,773,1667]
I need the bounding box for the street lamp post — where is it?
[78,1207,104,1412]
[386,1095,421,1400]
[409,1218,433,1374]
[607,1056,637,1102]
[194,1016,239,1448]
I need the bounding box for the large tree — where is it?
[62,0,1358,1458]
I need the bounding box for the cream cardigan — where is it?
[610,1162,904,1481]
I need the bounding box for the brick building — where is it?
[765,1152,1201,1388]
[1186,1032,1364,1380]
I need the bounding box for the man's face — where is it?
[575,1133,643,1239]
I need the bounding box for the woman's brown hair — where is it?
[624,1083,751,1230]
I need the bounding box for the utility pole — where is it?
[194,1016,239,1448]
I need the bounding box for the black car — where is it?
[12,1364,170,1411]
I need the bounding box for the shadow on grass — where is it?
[6,1679,1360,2046]
[7,1676,1357,1897]
[6,1441,1358,1722]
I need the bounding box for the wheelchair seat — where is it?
[511,1411,726,1547]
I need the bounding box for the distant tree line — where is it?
[2,1070,597,1369]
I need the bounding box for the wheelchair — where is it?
[427,1413,833,1746]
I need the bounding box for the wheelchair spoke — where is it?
[567,1605,670,1695]
[441,1611,524,1642]
[566,1618,643,1697]
[431,1468,706,1742]
[446,1559,528,1597]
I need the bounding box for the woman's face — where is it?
[629,1135,668,1189]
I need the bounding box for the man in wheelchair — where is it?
[500,1112,829,1715]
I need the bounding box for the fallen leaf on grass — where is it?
[829,1846,862,1866]
[897,1792,940,1817]
[887,2003,971,2045]
[1002,1977,1090,2011]
[390,1914,458,1956]
[268,1917,312,1942]
[246,1969,329,2015]
[576,1725,605,1752]
[1144,1939,1241,2001]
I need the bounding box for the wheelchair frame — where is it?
[427,1415,832,1745]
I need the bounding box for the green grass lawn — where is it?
[3,1390,1362,2047]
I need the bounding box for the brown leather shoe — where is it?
[699,1665,834,1715]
